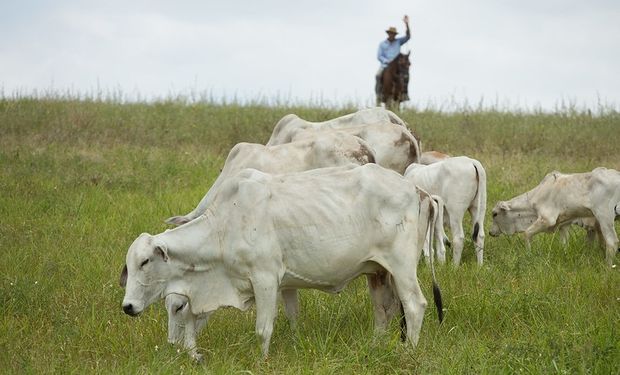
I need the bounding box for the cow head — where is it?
[489,201,536,237]
[121,233,171,317]
[165,293,191,344]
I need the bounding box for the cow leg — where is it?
[390,270,427,347]
[448,213,465,266]
[422,231,431,262]
[524,217,552,249]
[592,214,618,266]
[165,294,205,363]
[182,312,204,363]
[253,275,279,359]
[366,272,399,335]
[587,220,605,248]
[586,224,604,247]
[558,224,570,246]
[474,228,485,265]
[434,206,447,264]
[468,208,485,266]
[474,242,484,266]
[280,289,299,330]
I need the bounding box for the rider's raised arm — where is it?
[399,15,411,45]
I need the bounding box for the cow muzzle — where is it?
[122,301,143,317]
[488,227,500,237]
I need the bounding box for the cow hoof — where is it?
[192,353,204,364]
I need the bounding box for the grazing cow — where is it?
[162,181,442,361]
[165,131,376,226]
[420,151,451,165]
[121,164,442,359]
[489,167,620,266]
[405,156,487,265]
[291,122,420,174]
[266,107,409,145]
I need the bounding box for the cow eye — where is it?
[175,302,187,313]
[492,212,497,218]
[140,259,149,268]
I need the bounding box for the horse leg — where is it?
[402,71,410,101]
[382,69,393,108]
[376,68,385,106]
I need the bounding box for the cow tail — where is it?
[410,132,422,164]
[471,161,486,244]
[429,195,444,323]
[386,109,408,127]
[400,190,444,341]
[399,302,406,342]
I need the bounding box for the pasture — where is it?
[1,98,619,373]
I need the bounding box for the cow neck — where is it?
[157,214,219,271]
[186,181,221,222]
[508,191,534,210]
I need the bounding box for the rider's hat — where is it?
[386,27,398,34]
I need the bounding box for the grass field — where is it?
[1,98,619,374]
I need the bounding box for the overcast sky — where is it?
[2,0,619,111]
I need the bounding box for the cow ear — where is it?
[120,265,128,288]
[499,201,510,211]
[154,244,169,262]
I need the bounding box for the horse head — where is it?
[397,53,411,73]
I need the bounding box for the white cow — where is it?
[419,151,451,165]
[162,176,442,361]
[162,185,442,361]
[405,156,487,265]
[121,164,442,360]
[165,131,376,226]
[290,122,420,174]
[489,167,620,266]
[266,107,409,145]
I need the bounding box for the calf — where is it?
[489,167,620,266]
[405,156,487,265]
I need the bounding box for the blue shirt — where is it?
[377,35,410,67]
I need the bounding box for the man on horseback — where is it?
[375,15,411,106]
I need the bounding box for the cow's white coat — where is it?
[266,107,409,146]
[489,167,620,266]
[166,131,375,225]
[121,164,441,359]
[405,156,487,265]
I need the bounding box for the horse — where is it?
[378,53,411,111]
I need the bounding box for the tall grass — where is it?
[1,96,618,374]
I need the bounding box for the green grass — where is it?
[1,97,619,374]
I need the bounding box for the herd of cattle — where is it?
[119,107,620,362]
